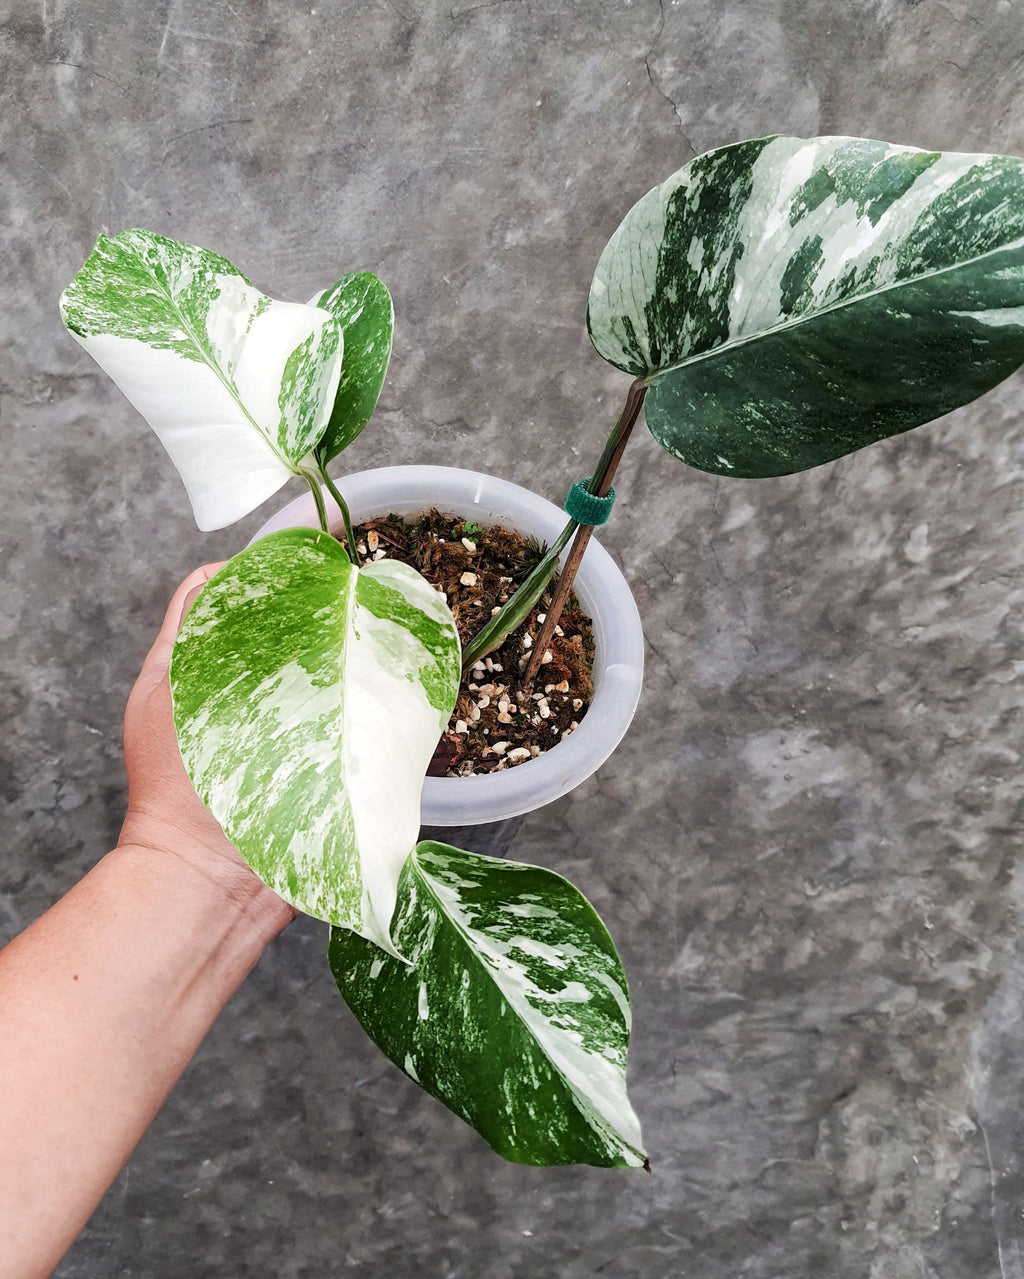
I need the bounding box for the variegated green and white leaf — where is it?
[329,842,646,1169]
[588,135,1024,477]
[309,272,394,462]
[60,229,343,529]
[169,529,460,952]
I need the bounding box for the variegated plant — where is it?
[60,227,646,1167]
[60,133,1024,1169]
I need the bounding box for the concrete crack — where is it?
[162,117,254,154]
[640,0,695,152]
[978,1116,1024,1279]
[46,60,135,95]
[450,0,519,19]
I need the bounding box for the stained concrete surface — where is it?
[2,0,1024,1275]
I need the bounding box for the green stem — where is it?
[460,516,578,672]
[300,469,331,536]
[317,464,360,561]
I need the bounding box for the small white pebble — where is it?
[539,704,550,719]
[373,548,387,560]
[469,705,481,721]
[498,697,510,713]
[553,626,564,637]
[366,530,379,552]
[492,741,510,755]
[356,541,367,556]
[455,720,468,733]
[491,606,501,616]
[572,698,583,711]
[530,745,541,756]
[477,694,491,709]
[569,720,579,731]
[508,704,517,714]
[532,692,545,702]
[540,650,553,665]
[468,683,480,692]
[484,657,495,671]
[491,663,503,672]
[555,680,569,693]
[536,613,546,624]
[551,723,559,733]
[460,572,477,586]
[523,635,533,649]
[543,684,554,695]
[472,661,486,672]
[506,747,531,762]
[461,537,477,551]
[497,711,513,724]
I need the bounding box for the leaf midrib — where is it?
[638,233,1024,385]
[134,247,301,474]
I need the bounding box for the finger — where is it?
[143,562,228,676]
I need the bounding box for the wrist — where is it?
[111,837,297,946]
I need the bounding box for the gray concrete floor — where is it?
[3,1,1024,1275]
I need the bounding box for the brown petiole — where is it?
[523,376,648,689]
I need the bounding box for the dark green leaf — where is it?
[329,842,646,1168]
[310,272,393,462]
[588,135,1024,477]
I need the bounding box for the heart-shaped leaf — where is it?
[60,229,343,529]
[329,842,646,1168]
[169,529,461,953]
[588,135,1024,477]
[309,272,394,463]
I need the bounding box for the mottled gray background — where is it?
[2,0,1023,1275]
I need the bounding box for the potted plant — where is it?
[253,464,646,832]
[58,132,1024,1171]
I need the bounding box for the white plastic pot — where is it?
[253,465,645,825]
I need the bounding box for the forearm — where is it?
[0,844,293,1279]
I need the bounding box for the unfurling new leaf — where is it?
[310,272,394,464]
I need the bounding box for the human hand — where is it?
[118,565,298,924]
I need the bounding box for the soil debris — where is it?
[348,509,594,777]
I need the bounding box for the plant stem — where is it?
[461,516,578,672]
[300,469,331,536]
[523,376,647,689]
[317,465,360,561]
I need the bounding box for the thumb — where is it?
[142,562,228,679]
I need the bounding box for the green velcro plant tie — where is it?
[564,477,615,526]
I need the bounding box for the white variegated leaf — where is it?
[169,529,461,952]
[588,135,1024,477]
[330,842,646,1169]
[60,229,343,529]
